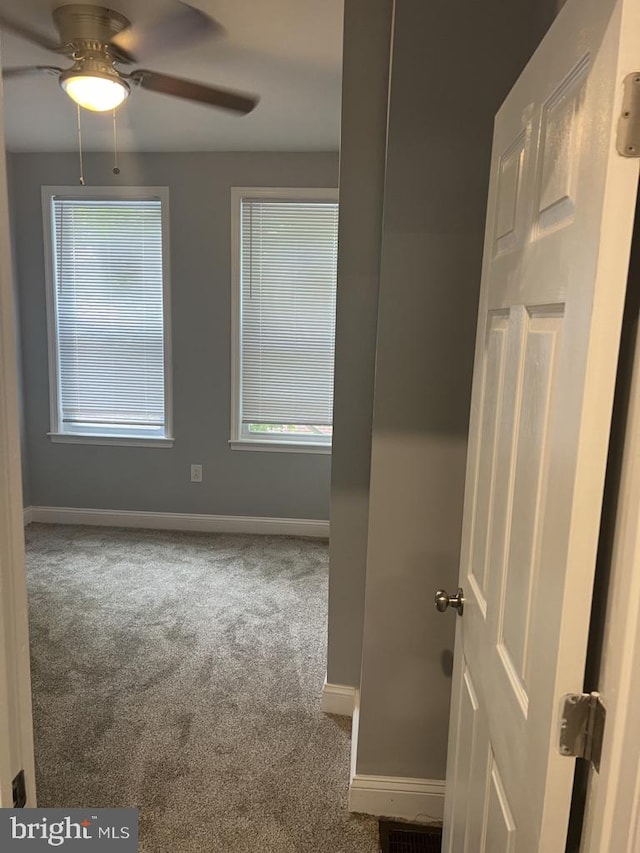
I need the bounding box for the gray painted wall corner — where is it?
[326,0,393,688]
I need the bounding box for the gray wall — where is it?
[326,0,393,688]
[352,0,559,781]
[6,163,30,507]
[10,151,338,519]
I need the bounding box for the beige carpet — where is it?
[25,523,378,852]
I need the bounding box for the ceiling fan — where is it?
[0,2,259,114]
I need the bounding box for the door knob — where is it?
[434,587,464,615]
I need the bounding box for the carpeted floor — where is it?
[24,523,378,852]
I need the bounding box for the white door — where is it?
[442,0,640,849]
[0,59,36,806]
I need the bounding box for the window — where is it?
[42,187,172,446]
[231,187,339,453]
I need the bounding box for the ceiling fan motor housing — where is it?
[59,57,130,93]
[53,4,131,61]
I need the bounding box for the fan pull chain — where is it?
[76,104,85,186]
[112,109,120,176]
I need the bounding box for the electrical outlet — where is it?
[190,464,203,483]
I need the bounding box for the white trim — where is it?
[26,506,329,538]
[230,186,242,449]
[581,315,640,851]
[350,689,361,781]
[48,433,174,448]
[0,74,36,805]
[229,439,330,455]
[348,774,445,823]
[229,186,339,450]
[23,507,33,527]
[41,186,173,442]
[320,680,356,716]
[348,687,444,822]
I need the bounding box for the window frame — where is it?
[230,186,339,455]
[42,185,174,447]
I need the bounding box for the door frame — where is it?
[580,278,640,849]
[0,67,36,806]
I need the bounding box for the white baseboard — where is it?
[23,506,33,526]
[348,774,445,823]
[348,686,443,822]
[350,689,361,780]
[25,506,329,538]
[320,680,357,716]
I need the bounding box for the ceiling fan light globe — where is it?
[60,73,129,112]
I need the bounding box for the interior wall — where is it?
[534,0,568,42]
[6,163,29,508]
[326,0,565,696]
[353,0,558,781]
[9,151,338,520]
[326,0,393,688]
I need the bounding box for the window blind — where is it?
[240,198,338,426]
[51,197,166,433]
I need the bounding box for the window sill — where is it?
[229,439,331,455]
[48,433,174,448]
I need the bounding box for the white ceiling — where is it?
[0,0,343,151]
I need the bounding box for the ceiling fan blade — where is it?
[129,70,259,114]
[3,66,62,79]
[111,2,223,63]
[0,14,61,52]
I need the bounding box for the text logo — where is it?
[0,810,138,851]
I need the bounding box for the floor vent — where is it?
[379,821,442,853]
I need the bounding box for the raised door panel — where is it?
[484,759,517,853]
[495,133,527,255]
[498,308,564,715]
[449,669,481,852]
[467,314,509,612]
[535,57,590,236]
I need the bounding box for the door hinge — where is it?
[12,769,26,808]
[617,73,640,157]
[559,691,606,772]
